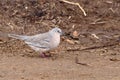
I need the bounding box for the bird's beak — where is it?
[61,31,65,36]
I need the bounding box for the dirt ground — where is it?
[0,0,120,80]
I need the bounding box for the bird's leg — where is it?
[40,52,51,58]
[40,52,46,58]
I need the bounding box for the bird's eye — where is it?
[57,30,60,33]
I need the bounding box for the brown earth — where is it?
[0,0,120,80]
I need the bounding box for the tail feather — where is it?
[8,34,28,40]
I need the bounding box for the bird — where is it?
[8,27,63,57]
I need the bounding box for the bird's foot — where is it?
[40,52,51,58]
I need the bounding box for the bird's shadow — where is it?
[20,52,58,60]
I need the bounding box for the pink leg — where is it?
[40,53,46,58]
[40,52,51,58]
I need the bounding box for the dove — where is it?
[8,27,63,57]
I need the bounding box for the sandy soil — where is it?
[0,0,120,80]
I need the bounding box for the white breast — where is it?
[50,34,60,49]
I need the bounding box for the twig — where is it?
[91,34,100,40]
[90,18,106,24]
[67,40,120,51]
[0,41,6,44]
[60,0,87,16]
[109,8,115,13]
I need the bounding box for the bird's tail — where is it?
[8,34,28,40]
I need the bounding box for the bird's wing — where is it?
[25,40,50,50]
[25,33,52,49]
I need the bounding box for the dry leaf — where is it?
[66,39,75,44]
[61,36,66,41]
[73,31,79,37]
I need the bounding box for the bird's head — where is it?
[50,27,63,35]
